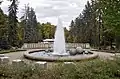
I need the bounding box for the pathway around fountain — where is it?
[91,51,116,60]
[4,49,36,64]
[3,49,119,63]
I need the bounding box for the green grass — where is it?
[0,58,120,79]
[0,49,26,54]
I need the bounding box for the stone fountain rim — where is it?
[24,49,98,62]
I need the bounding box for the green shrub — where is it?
[0,58,120,79]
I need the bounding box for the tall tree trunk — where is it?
[116,35,120,51]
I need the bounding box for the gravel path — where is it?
[91,51,115,60]
[4,49,35,64]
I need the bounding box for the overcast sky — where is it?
[1,0,89,28]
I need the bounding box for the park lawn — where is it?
[0,49,26,54]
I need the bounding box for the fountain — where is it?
[52,18,69,56]
[24,18,98,61]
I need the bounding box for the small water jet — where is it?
[52,18,69,56]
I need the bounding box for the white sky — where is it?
[0,0,89,28]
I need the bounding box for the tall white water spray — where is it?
[53,18,68,56]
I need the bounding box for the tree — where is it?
[17,23,24,47]
[0,6,10,49]
[8,0,19,47]
[69,0,120,50]
[69,20,75,42]
[98,0,120,50]
[69,1,97,43]
[40,22,55,39]
[37,22,43,41]
[0,8,8,39]
[21,5,40,43]
[69,0,103,47]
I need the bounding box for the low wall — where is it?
[24,49,98,62]
[22,43,90,49]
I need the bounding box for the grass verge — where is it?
[0,49,26,54]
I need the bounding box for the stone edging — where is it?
[24,49,98,62]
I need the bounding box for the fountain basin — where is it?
[24,49,98,62]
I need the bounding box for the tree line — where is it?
[0,0,120,51]
[0,0,57,49]
[68,0,120,51]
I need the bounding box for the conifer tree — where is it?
[8,0,19,47]
[0,3,10,49]
[21,5,40,43]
